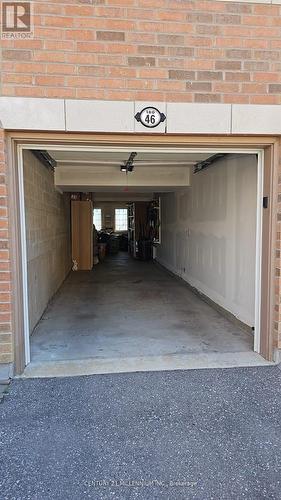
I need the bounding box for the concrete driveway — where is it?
[1,366,281,499]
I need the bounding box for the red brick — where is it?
[47,64,76,75]
[63,5,94,17]
[44,40,75,51]
[138,45,165,56]
[157,34,184,45]
[45,88,76,98]
[168,70,196,80]
[197,71,223,81]
[33,51,66,63]
[223,94,250,104]
[14,87,45,97]
[0,250,9,261]
[215,61,241,71]
[35,76,65,86]
[128,57,155,67]
[195,93,221,103]
[225,72,251,82]
[2,50,31,61]
[250,95,280,104]
[65,30,95,41]
[44,16,74,28]
[96,31,125,41]
[213,82,239,93]
[186,82,212,92]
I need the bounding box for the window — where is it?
[93,208,102,230]
[115,208,128,231]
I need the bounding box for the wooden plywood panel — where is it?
[71,200,93,270]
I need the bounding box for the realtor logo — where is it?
[1,1,34,38]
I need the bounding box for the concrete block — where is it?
[65,100,135,132]
[166,103,231,134]
[0,97,65,130]
[232,104,281,134]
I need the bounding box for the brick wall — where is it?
[0,131,12,364]
[1,0,281,104]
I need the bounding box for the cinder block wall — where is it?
[1,1,281,104]
[23,150,71,335]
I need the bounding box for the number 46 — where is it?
[145,113,155,125]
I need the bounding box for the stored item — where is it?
[98,243,107,261]
[108,236,119,254]
[71,200,93,270]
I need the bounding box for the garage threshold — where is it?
[21,351,274,378]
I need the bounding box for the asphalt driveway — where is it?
[1,366,281,500]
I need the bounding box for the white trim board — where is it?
[17,147,30,365]
[1,97,281,134]
[17,143,264,368]
[254,150,264,352]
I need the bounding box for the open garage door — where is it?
[13,139,271,376]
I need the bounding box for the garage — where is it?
[16,138,267,377]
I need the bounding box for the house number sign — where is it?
[135,107,166,128]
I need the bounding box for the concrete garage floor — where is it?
[2,367,281,499]
[24,253,271,378]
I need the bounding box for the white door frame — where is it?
[16,143,264,367]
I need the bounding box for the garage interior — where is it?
[21,145,266,377]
